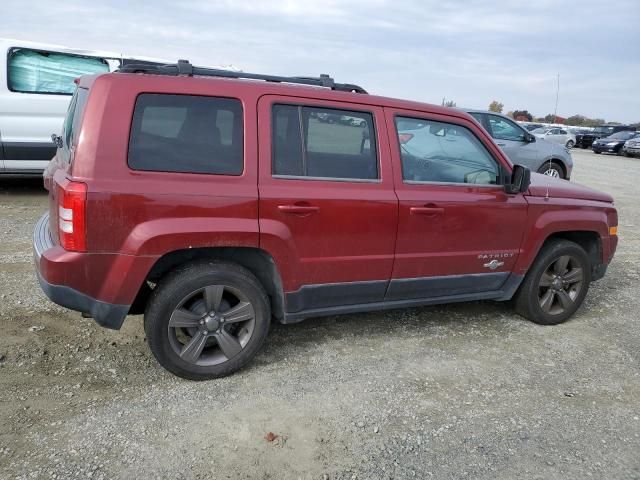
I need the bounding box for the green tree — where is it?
[512,110,533,121]
[488,100,504,113]
[441,98,457,107]
[543,114,556,123]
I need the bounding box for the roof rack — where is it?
[117,59,368,94]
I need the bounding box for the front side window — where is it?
[395,116,499,185]
[128,94,243,175]
[487,115,526,142]
[272,105,378,180]
[7,48,109,95]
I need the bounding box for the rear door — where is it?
[386,108,528,301]
[257,95,398,314]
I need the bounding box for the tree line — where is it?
[487,100,639,128]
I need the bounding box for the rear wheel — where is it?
[145,260,270,380]
[514,240,591,325]
[566,140,575,148]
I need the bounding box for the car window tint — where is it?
[272,105,378,180]
[8,48,109,95]
[128,94,243,175]
[488,115,525,142]
[395,116,499,185]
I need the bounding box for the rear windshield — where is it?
[8,48,109,95]
[128,94,244,175]
[61,87,89,161]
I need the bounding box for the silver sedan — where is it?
[532,127,577,149]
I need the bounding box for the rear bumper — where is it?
[35,267,129,329]
[33,213,152,330]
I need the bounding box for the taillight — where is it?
[398,133,414,144]
[58,181,87,252]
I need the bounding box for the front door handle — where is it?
[278,204,320,214]
[410,206,444,217]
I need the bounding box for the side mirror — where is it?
[505,164,531,194]
[524,132,536,143]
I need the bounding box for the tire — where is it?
[594,150,601,154]
[144,260,270,380]
[514,240,591,325]
[618,147,627,157]
[538,162,564,179]
[566,140,575,148]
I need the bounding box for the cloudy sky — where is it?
[4,0,639,123]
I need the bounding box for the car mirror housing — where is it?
[524,133,536,143]
[505,164,531,194]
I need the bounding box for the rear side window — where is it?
[272,105,378,180]
[128,94,243,175]
[7,48,109,95]
[60,87,89,162]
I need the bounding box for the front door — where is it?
[386,108,528,301]
[473,113,540,169]
[258,95,398,314]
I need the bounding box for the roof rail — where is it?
[117,59,368,94]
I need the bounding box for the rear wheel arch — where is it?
[129,247,285,322]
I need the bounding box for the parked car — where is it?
[592,130,639,155]
[464,110,573,179]
[622,133,640,157]
[0,38,168,174]
[575,124,636,149]
[521,123,545,132]
[34,61,618,380]
[532,127,577,148]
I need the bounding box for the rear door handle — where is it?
[278,204,319,214]
[496,143,506,147]
[410,206,444,216]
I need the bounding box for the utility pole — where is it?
[553,73,560,124]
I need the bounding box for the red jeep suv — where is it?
[34,61,618,380]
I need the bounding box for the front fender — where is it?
[515,197,611,274]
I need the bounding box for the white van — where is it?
[0,39,167,174]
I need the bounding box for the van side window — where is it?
[128,94,243,175]
[395,116,499,185]
[7,48,109,95]
[272,105,378,180]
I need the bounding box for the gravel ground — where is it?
[1,149,639,480]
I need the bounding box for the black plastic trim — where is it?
[386,272,509,300]
[286,280,388,313]
[36,270,129,330]
[2,141,56,161]
[283,273,524,323]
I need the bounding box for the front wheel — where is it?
[514,240,591,325]
[145,260,270,380]
[538,162,564,179]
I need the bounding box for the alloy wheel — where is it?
[167,285,256,366]
[543,167,560,178]
[537,255,584,315]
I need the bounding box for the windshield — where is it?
[594,126,615,135]
[609,131,635,140]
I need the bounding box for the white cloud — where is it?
[2,0,639,122]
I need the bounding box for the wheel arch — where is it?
[129,247,286,322]
[538,158,567,177]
